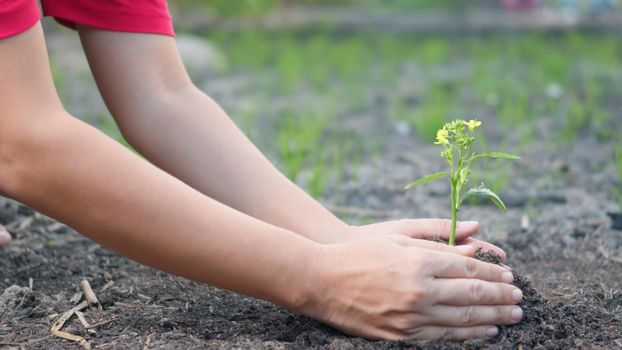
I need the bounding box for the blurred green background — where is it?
[48,0,622,206]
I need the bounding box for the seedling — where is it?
[405,119,520,245]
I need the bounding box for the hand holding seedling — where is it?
[345,218,507,261]
[406,119,520,245]
[303,235,523,340]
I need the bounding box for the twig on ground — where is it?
[79,280,102,311]
[50,300,90,349]
[100,281,114,293]
[521,214,530,231]
[51,330,91,350]
[51,278,109,349]
[69,291,83,304]
[86,317,117,329]
[143,334,153,350]
[75,310,89,328]
[75,310,97,335]
[46,222,66,232]
[114,302,163,308]
[51,300,87,330]
[597,246,622,264]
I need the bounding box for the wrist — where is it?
[316,221,356,244]
[277,240,330,315]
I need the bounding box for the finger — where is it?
[432,278,523,305]
[409,238,477,257]
[395,219,480,241]
[0,226,11,246]
[409,325,500,340]
[426,304,523,327]
[458,237,507,262]
[431,253,513,283]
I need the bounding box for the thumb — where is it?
[408,238,477,257]
[397,218,480,242]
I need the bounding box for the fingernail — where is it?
[512,307,523,322]
[486,326,499,337]
[455,245,475,254]
[502,271,514,284]
[458,221,479,231]
[512,288,523,303]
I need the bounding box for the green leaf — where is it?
[404,172,449,190]
[461,185,507,212]
[469,152,521,162]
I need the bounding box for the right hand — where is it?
[300,236,523,340]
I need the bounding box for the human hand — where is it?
[299,236,522,340]
[342,219,507,262]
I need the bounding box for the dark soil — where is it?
[474,250,622,350]
[608,212,622,230]
[1,146,622,350]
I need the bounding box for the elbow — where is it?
[0,108,67,198]
[0,116,29,197]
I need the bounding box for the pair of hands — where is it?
[297,219,522,340]
[0,218,522,340]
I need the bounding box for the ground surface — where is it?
[1,127,621,349]
[2,8,622,349]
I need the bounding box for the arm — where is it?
[76,27,505,258]
[1,23,317,309]
[77,27,347,244]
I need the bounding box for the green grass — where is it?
[203,30,622,198]
[275,109,328,182]
[173,0,485,18]
[49,27,622,200]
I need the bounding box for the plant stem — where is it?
[449,178,457,246]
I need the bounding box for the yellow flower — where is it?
[434,128,449,145]
[464,119,482,131]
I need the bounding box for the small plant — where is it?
[405,119,520,245]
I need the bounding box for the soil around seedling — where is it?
[473,250,622,350]
[1,133,622,348]
[1,190,621,349]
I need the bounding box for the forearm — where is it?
[0,111,319,308]
[111,87,350,243]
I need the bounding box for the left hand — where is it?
[341,219,507,262]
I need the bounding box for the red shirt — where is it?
[0,0,175,39]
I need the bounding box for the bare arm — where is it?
[77,27,347,243]
[0,23,317,309]
[76,27,506,258]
